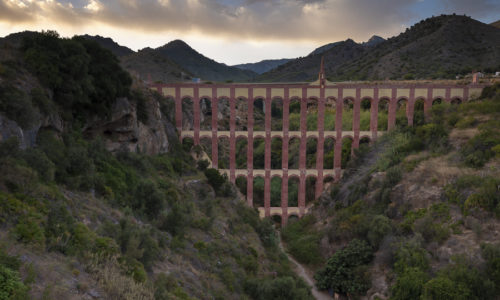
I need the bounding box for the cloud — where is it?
[0,0,498,45]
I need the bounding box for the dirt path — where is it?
[278,232,332,300]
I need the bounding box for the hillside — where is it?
[257,39,365,82]
[0,31,312,299]
[233,58,293,74]
[491,20,500,29]
[258,15,500,82]
[281,84,500,298]
[80,34,134,57]
[155,40,257,82]
[308,35,385,56]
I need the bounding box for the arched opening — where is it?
[271,97,283,130]
[359,137,371,153]
[217,98,230,131]
[307,98,319,131]
[306,176,316,205]
[342,98,354,130]
[289,98,301,131]
[252,176,265,208]
[253,137,265,169]
[288,137,300,169]
[360,98,372,131]
[271,215,282,227]
[218,136,230,169]
[200,97,212,130]
[323,137,335,170]
[270,176,282,207]
[306,137,317,169]
[200,136,212,162]
[182,137,194,153]
[378,98,389,131]
[451,97,462,105]
[341,137,353,169]
[396,98,408,127]
[288,214,299,223]
[236,137,248,169]
[323,175,335,184]
[236,176,247,196]
[414,98,426,126]
[182,97,194,130]
[271,137,283,169]
[288,176,299,206]
[236,97,248,130]
[253,98,265,131]
[324,97,336,131]
[432,97,443,106]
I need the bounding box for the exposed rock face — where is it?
[0,90,174,155]
[84,94,171,155]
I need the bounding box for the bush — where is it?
[315,239,373,295]
[0,265,29,299]
[204,168,226,192]
[367,215,392,248]
[390,267,429,300]
[0,84,39,129]
[281,215,322,265]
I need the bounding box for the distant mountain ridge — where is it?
[81,34,134,57]
[233,58,293,74]
[257,15,500,82]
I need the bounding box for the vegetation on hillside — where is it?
[0,31,312,299]
[282,83,500,298]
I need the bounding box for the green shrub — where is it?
[0,265,29,300]
[315,239,373,295]
[0,84,39,129]
[367,215,392,248]
[390,267,429,300]
[204,168,226,192]
[282,215,322,265]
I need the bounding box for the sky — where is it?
[0,0,499,65]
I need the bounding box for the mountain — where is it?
[257,15,500,82]
[309,41,342,56]
[257,39,365,82]
[233,58,293,74]
[121,47,193,83]
[491,20,500,29]
[80,34,134,57]
[155,40,257,82]
[362,35,385,47]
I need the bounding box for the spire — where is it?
[318,56,325,87]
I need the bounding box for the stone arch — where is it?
[378,97,390,131]
[199,136,212,161]
[271,214,282,226]
[272,97,283,130]
[432,97,443,105]
[323,174,335,184]
[182,136,194,152]
[451,97,462,105]
[287,175,300,207]
[235,136,248,169]
[323,137,335,170]
[324,97,337,131]
[270,176,282,207]
[341,136,354,169]
[414,97,426,126]
[306,137,318,169]
[218,136,230,169]
[252,175,265,208]
[288,214,299,223]
[217,97,230,131]
[182,97,194,130]
[359,136,371,153]
[305,175,317,205]
[360,97,372,131]
[235,175,247,196]
[253,97,265,131]
[253,137,265,169]
[288,137,300,169]
[307,97,319,131]
[271,137,283,169]
[396,97,409,127]
[236,97,248,130]
[289,97,301,131]
[200,97,212,130]
[343,97,355,130]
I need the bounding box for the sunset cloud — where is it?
[0,0,498,64]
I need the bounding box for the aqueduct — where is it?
[151,64,485,225]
